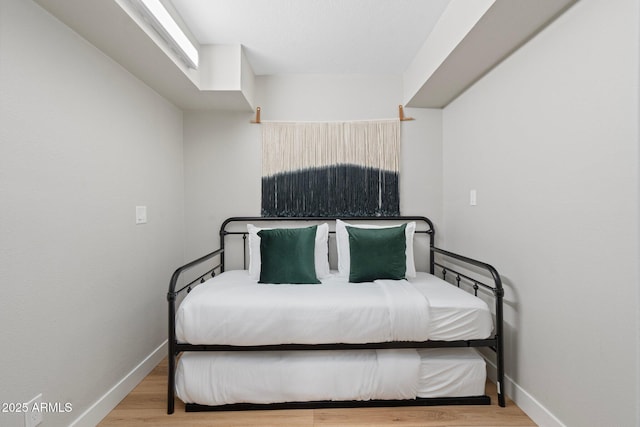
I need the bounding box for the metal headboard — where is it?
[219,216,435,273]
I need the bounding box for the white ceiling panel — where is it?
[34,0,579,110]
[169,0,450,75]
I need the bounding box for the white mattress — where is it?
[176,270,492,345]
[175,348,486,406]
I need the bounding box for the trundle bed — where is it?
[167,216,505,414]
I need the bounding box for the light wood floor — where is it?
[99,358,536,426]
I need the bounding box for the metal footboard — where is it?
[431,246,505,407]
[167,248,224,414]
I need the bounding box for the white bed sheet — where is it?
[175,348,486,406]
[416,348,487,397]
[176,270,492,345]
[409,273,493,341]
[176,270,431,345]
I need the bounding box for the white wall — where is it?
[442,0,639,426]
[0,1,185,426]
[183,74,443,269]
[183,110,260,263]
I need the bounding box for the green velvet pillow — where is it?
[346,224,407,283]
[258,226,321,284]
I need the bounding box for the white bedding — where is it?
[176,270,492,345]
[175,348,486,406]
[417,348,487,397]
[409,273,493,341]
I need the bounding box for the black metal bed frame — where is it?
[167,216,505,414]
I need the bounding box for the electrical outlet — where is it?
[24,394,43,427]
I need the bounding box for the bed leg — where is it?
[167,349,175,414]
[496,339,505,407]
[495,289,506,407]
[167,290,177,414]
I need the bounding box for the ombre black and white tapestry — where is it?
[261,120,400,217]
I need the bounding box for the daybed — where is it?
[167,216,505,414]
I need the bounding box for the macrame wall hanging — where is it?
[261,119,400,217]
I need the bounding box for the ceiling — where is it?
[170,0,450,76]
[33,0,578,111]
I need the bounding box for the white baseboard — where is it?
[485,357,566,427]
[69,340,168,427]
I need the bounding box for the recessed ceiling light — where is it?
[132,0,199,69]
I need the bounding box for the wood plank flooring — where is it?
[99,358,536,426]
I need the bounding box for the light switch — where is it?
[470,190,477,206]
[136,206,147,224]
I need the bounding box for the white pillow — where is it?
[336,219,416,279]
[247,223,330,280]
